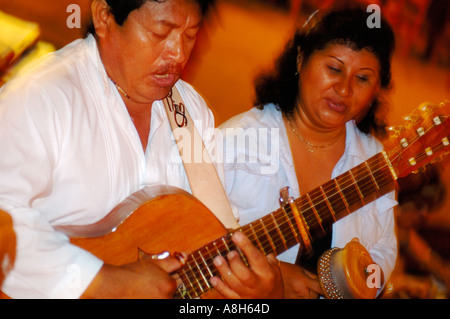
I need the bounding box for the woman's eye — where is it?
[356,75,369,83]
[328,66,341,73]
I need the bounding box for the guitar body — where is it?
[57,186,228,298]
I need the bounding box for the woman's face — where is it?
[298,44,381,131]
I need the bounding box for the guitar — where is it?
[56,101,449,299]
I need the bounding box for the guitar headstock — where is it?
[383,100,450,179]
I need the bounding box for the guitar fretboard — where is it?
[174,152,396,299]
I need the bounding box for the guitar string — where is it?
[177,171,395,299]
[175,153,445,296]
[175,171,390,299]
[178,159,391,284]
[301,154,387,209]
[372,111,448,175]
[197,168,394,296]
[295,154,389,222]
[293,172,393,239]
[181,163,390,270]
[176,116,449,297]
[248,163,394,253]
[250,146,414,264]
[180,135,449,298]
[302,114,449,223]
[175,170,393,298]
[292,117,449,260]
[300,158,392,229]
[175,158,394,297]
[290,111,447,223]
[175,216,295,298]
[386,113,447,165]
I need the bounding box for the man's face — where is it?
[96,0,202,104]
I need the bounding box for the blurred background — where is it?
[0,0,449,298]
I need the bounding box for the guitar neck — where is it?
[174,152,396,299]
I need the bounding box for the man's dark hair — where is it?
[86,0,215,35]
[106,0,215,25]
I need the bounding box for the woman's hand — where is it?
[279,262,322,299]
[210,231,284,299]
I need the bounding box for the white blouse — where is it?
[220,105,398,284]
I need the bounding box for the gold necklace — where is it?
[109,76,132,101]
[286,116,340,152]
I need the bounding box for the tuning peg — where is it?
[420,102,447,126]
[384,126,401,150]
[419,102,438,114]
[404,108,426,137]
[404,108,424,124]
[411,166,426,175]
[443,137,450,146]
[384,125,408,152]
[386,125,405,138]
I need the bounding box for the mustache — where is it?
[154,64,183,75]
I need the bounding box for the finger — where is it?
[308,277,322,295]
[153,254,184,273]
[266,253,279,266]
[231,231,268,273]
[212,255,245,294]
[266,253,282,273]
[213,255,239,284]
[304,269,318,280]
[226,250,258,287]
[210,276,240,299]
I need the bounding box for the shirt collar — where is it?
[278,115,369,193]
[332,120,376,179]
[84,34,113,98]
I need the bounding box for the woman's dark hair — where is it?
[254,5,396,138]
[86,0,215,35]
